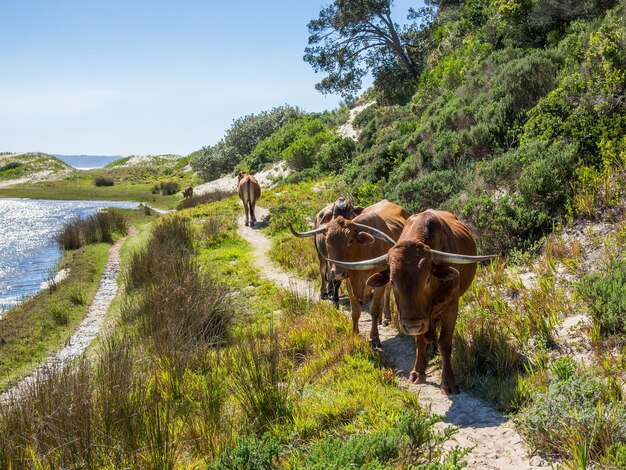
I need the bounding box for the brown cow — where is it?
[312,198,364,306]
[182,186,193,199]
[328,210,495,394]
[291,200,407,347]
[237,172,261,227]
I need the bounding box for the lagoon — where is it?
[0,198,138,315]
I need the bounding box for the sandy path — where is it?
[1,227,137,402]
[237,207,548,469]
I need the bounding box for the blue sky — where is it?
[0,1,422,156]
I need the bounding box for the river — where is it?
[0,198,138,315]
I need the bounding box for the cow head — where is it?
[325,217,377,280]
[368,241,459,335]
[290,215,396,280]
[326,243,496,336]
[318,198,365,225]
[237,171,247,181]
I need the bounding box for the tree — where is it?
[304,0,431,100]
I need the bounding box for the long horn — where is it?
[326,254,389,271]
[289,224,327,238]
[352,223,396,245]
[431,250,497,264]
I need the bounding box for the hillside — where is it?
[0,152,73,186]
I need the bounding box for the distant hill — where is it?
[0,152,72,183]
[106,154,186,169]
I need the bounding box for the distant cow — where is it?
[328,210,496,394]
[311,198,363,306]
[292,200,407,347]
[237,172,261,227]
[182,186,193,199]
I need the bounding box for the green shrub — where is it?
[0,161,22,172]
[578,258,626,336]
[208,434,280,470]
[94,176,114,187]
[517,368,626,466]
[392,168,466,213]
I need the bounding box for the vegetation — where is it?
[0,152,71,182]
[58,210,127,250]
[93,176,114,187]
[0,211,464,468]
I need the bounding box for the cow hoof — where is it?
[382,319,390,327]
[409,371,427,384]
[371,339,382,350]
[440,383,460,395]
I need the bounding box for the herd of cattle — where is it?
[236,172,496,394]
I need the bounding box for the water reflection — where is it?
[0,198,138,315]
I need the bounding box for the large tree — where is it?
[304,0,429,100]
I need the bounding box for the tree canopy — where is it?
[304,0,430,101]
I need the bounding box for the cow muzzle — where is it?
[331,267,348,281]
[400,320,428,336]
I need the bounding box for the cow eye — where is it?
[348,239,353,246]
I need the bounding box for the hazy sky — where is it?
[0,1,422,156]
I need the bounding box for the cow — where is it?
[237,172,261,227]
[291,200,407,348]
[182,186,194,199]
[311,198,364,306]
[327,209,496,394]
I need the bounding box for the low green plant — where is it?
[578,257,626,336]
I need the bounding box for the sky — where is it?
[0,1,423,156]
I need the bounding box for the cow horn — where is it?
[326,254,389,271]
[352,224,397,245]
[430,250,497,264]
[289,224,327,238]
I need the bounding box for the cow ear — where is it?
[321,211,333,225]
[433,265,459,281]
[367,270,389,288]
[355,232,375,245]
[353,206,365,216]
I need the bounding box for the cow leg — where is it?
[243,199,250,226]
[250,201,257,225]
[369,287,385,349]
[345,280,360,336]
[319,259,329,300]
[331,280,341,308]
[438,307,459,395]
[382,283,391,326]
[409,334,429,384]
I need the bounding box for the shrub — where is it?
[158,181,180,195]
[0,161,22,172]
[94,176,115,187]
[57,211,127,250]
[392,168,466,213]
[578,257,626,336]
[517,367,626,466]
[208,434,280,470]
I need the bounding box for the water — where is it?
[0,198,138,314]
[54,155,122,169]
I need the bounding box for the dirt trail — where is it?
[1,227,137,402]
[237,208,548,469]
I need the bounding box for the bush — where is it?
[0,161,22,172]
[94,176,115,187]
[154,181,180,195]
[517,367,626,466]
[578,258,626,336]
[392,168,466,214]
[58,210,127,250]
